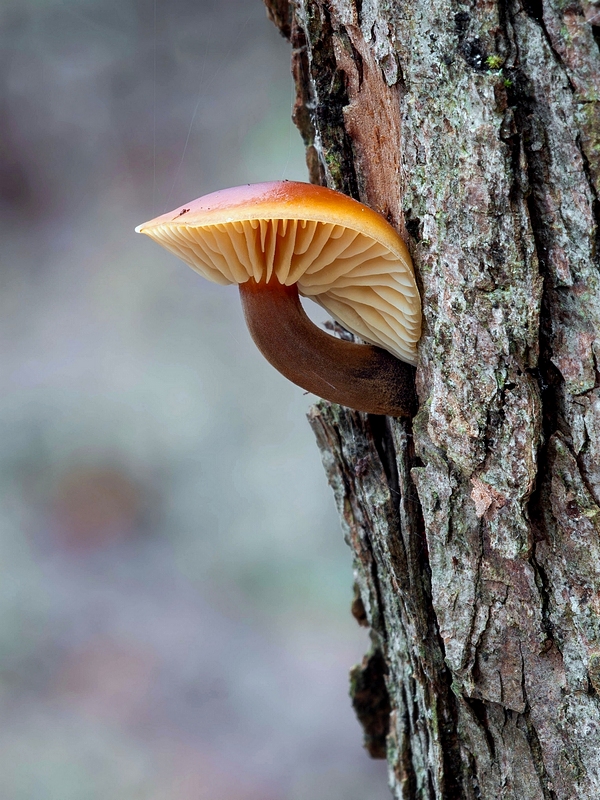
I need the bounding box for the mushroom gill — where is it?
[140,213,420,366]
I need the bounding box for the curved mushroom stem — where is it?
[239,278,416,417]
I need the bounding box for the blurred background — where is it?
[0,0,390,798]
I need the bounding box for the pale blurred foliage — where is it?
[0,0,389,797]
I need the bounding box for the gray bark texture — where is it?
[264,0,600,797]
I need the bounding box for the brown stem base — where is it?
[239,279,416,417]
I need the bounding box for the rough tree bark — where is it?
[264,0,600,797]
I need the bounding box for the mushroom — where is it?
[136,181,421,416]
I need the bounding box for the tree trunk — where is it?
[265,0,600,797]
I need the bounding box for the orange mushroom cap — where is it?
[136,181,421,365]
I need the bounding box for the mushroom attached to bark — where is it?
[136,181,421,416]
